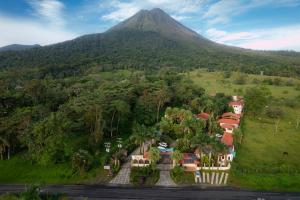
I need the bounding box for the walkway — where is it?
[156,164,176,187]
[109,142,149,185]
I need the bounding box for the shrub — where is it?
[285,79,294,86]
[71,149,93,175]
[266,107,283,119]
[170,166,194,184]
[130,166,159,186]
[234,74,247,85]
[223,71,231,78]
[252,78,261,84]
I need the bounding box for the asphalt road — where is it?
[0,184,299,200]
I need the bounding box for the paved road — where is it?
[0,185,299,200]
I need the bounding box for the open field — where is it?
[230,107,300,191]
[189,69,300,191]
[188,69,300,99]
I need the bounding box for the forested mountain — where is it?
[0,44,41,52]
[0,8,300,77]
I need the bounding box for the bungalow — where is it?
[179,153,200,172]
[221,112,241,121]
[221,132,233,147]
[220,124,235,134]
[218,118,239,128]
[229,101,243,115]
[131,153,150,167]
[196,112,210,120]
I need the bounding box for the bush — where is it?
[266,107,283,119]
[252,78,261,84]
[223,71,231,78]
[170,166,194,184]
[130,166,159,186]
[234,74,247,85]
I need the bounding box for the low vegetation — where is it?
[130,166,159,186]
[170,166,195,184]
[0,185,65,200]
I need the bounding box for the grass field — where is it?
[188,69,300,99]
[0,155,110,184]
[190,69,300,191]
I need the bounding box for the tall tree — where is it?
[245,87,271,117]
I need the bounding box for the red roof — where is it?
[179,153,200,164]
[229,101,243,106]
[220,124,235,129]
[196,112,210,120]
[221,132,233,147]
[222,112,241,119]
[218,118,239,125]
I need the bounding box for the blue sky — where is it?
[0,0,300,51]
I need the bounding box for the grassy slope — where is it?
[188,70,300,99]
[189,69,300,191]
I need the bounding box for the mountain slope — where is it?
[0,44,41,52]
[0,8,299,77]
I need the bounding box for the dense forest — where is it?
[0,68,231,171]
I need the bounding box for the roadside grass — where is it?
[0,155,110,184]
[188,69,300,99]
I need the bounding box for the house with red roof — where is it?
[220,124,235,133]
[218,118,239,128]
[221,132,233,147]
[229,101,243,115]
[221,112,241,121]
[196,112,210,120]
[179,153,200,171]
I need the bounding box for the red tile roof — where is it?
[218,118,239,125]
[220,124,235,129]
[222,112,241,119]
[196,112,210,120]
[179,153,200,164]
[229,101,243,106]
[221,132,233,147]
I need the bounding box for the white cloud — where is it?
[101,0,205,21]
[205,26,300,51]
[204,0,300,25]
[28,0,65,27]
[171,15,191,21]
[0,15,77,47]
[0,0,78,47]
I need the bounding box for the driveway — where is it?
[110,142,150,185]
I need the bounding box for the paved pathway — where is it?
[110,143,149,185]
[156,170,176,186]
[156,164,176,186]
[109,162,131,185]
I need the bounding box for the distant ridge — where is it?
[0,44,41,52]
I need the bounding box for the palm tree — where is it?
[146,127,159,147]
[131,122,149,154]
[171,150,183,167]
[149,147,160,169]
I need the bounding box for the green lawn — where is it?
[230,107,300,191]
[189,69,300,191]
[0,155,110,184]
[188,69,300,99]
